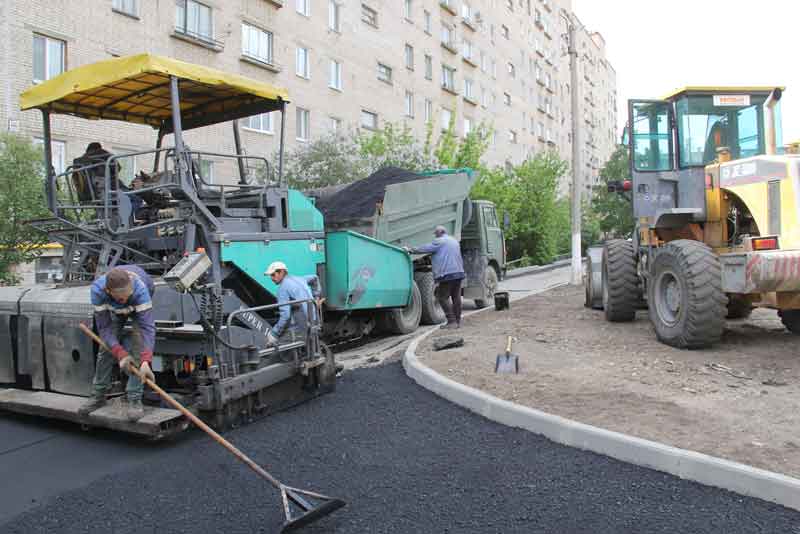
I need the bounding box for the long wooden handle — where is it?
[78,323,284,489]
[505,336,513,354]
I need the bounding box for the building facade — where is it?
[1,0,616,191]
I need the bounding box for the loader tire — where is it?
[778,309,800,334]
[648,240,727,349]
[602,240,638,322]
[726,297,753,319]
[380,281,422,334]
[416,272,446,325]
[474,267,499,309]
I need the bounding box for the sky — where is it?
[572,0,800,143]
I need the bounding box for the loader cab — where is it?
[627,87,783,224]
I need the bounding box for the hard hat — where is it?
[265,261,288,275]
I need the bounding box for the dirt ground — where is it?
[418,285,800,478]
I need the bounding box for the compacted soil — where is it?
[418,285,800,478]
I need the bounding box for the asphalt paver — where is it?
[2,363,799,533]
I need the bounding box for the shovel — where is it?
[494,336,519,374]
[79,323,345,532]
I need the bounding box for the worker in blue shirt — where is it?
[264,261,320,346]
[406,225,466,329]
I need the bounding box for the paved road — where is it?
[1,267,798,533]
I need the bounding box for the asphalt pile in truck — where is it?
[316,166,423,221]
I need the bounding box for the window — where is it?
[491,58,496,79]
[330,116,342,132]
[361,109,378,130]
[195,159,214,183]
[404,91,414,117]
[479,51,486,72]
[405,44,414,70]
[463,78,474,100]
[175,0,213,42]
[113,0,138,16]
[537,121,545,139]
[507,62,515,78]
[329,0,341,31]
[361,4,378,27]
[296,46,310,78]
[424,99,433,122]
[296,0,310,16]
[424,10,432,33]
[296,107,310,141]
[462,39,473,61]
[505,0,513,10]
[464,118,472,136]
[440,108,453,132]
[481,85,488,108]
[377,63,392,83]
[242,24,273,65]
[244,112,274,134]
[509,130,517,143]
[113,147,140,186]
[461,2,472,20]
[441,24,455,48]
[441,65,455,91]
[404,0,412,20]
[34,138,66,175]
[501,24,509,39]
[424,55,433,80]
[33,34,65,83]
[503,92,511,106]
[329,60,342,90]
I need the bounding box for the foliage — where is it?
[471,151,569,264]
[586,145,634,240]
[281,132,367,188]
[0,134,50,285]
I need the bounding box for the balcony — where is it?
[439,0,458,16]
[462,54,478,68]
[266,0,284,6]
[461,17,477,31]
[441,40,458,54]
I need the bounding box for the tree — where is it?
[586,145,635,240]
[0,134,50,285]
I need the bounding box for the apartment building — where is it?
[0,0,616,190]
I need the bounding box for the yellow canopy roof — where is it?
[661,86,783,100]
[20,53,289,131]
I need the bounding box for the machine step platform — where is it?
[0,389,189,439]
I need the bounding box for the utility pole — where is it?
[566,13,582,285]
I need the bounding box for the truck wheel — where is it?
[380,281,422,334]
[648,240,727,348]
[416,272,446,325]
[778,310,800,334]
[726,297,753,319]
[474,267,499,309]
[602,240,638,321]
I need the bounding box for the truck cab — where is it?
[461,200,507,308]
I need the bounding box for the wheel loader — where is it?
[586,86,800,348]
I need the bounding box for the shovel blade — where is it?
[280,486,346,533]
[494,353,519,374]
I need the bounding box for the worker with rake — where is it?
[78,265,156,421]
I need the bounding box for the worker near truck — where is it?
[78,265,156,421]
[406,226,466,329]
[264,261,321,346]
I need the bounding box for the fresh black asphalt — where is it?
[1,362,799,533]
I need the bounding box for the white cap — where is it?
[265,261,288,275]
[434,225,447,236]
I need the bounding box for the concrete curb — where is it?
[504,258,575,280]
[402,295,800,512]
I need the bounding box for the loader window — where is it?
[676,95,768,167]
[631,101,673,172]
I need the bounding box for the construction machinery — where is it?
[0,54,503,437]
[588,86,800,348]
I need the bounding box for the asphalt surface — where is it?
[2,361,799,534]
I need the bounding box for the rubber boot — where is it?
[78,393,107,416]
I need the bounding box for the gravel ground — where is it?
[419,284,800,478]
[3,363,799,534]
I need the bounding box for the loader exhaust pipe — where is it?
[764,88,782,156]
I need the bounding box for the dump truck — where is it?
[0,54,503,437]
[586,86,800,348]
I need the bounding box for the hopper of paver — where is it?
[315,167,476,250]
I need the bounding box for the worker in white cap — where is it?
[264,261,321,346]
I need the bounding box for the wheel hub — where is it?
[656,271,681,326]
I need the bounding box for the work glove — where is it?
[138,361,155,385]
[118,353,135,376]
[266,330,279,347]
